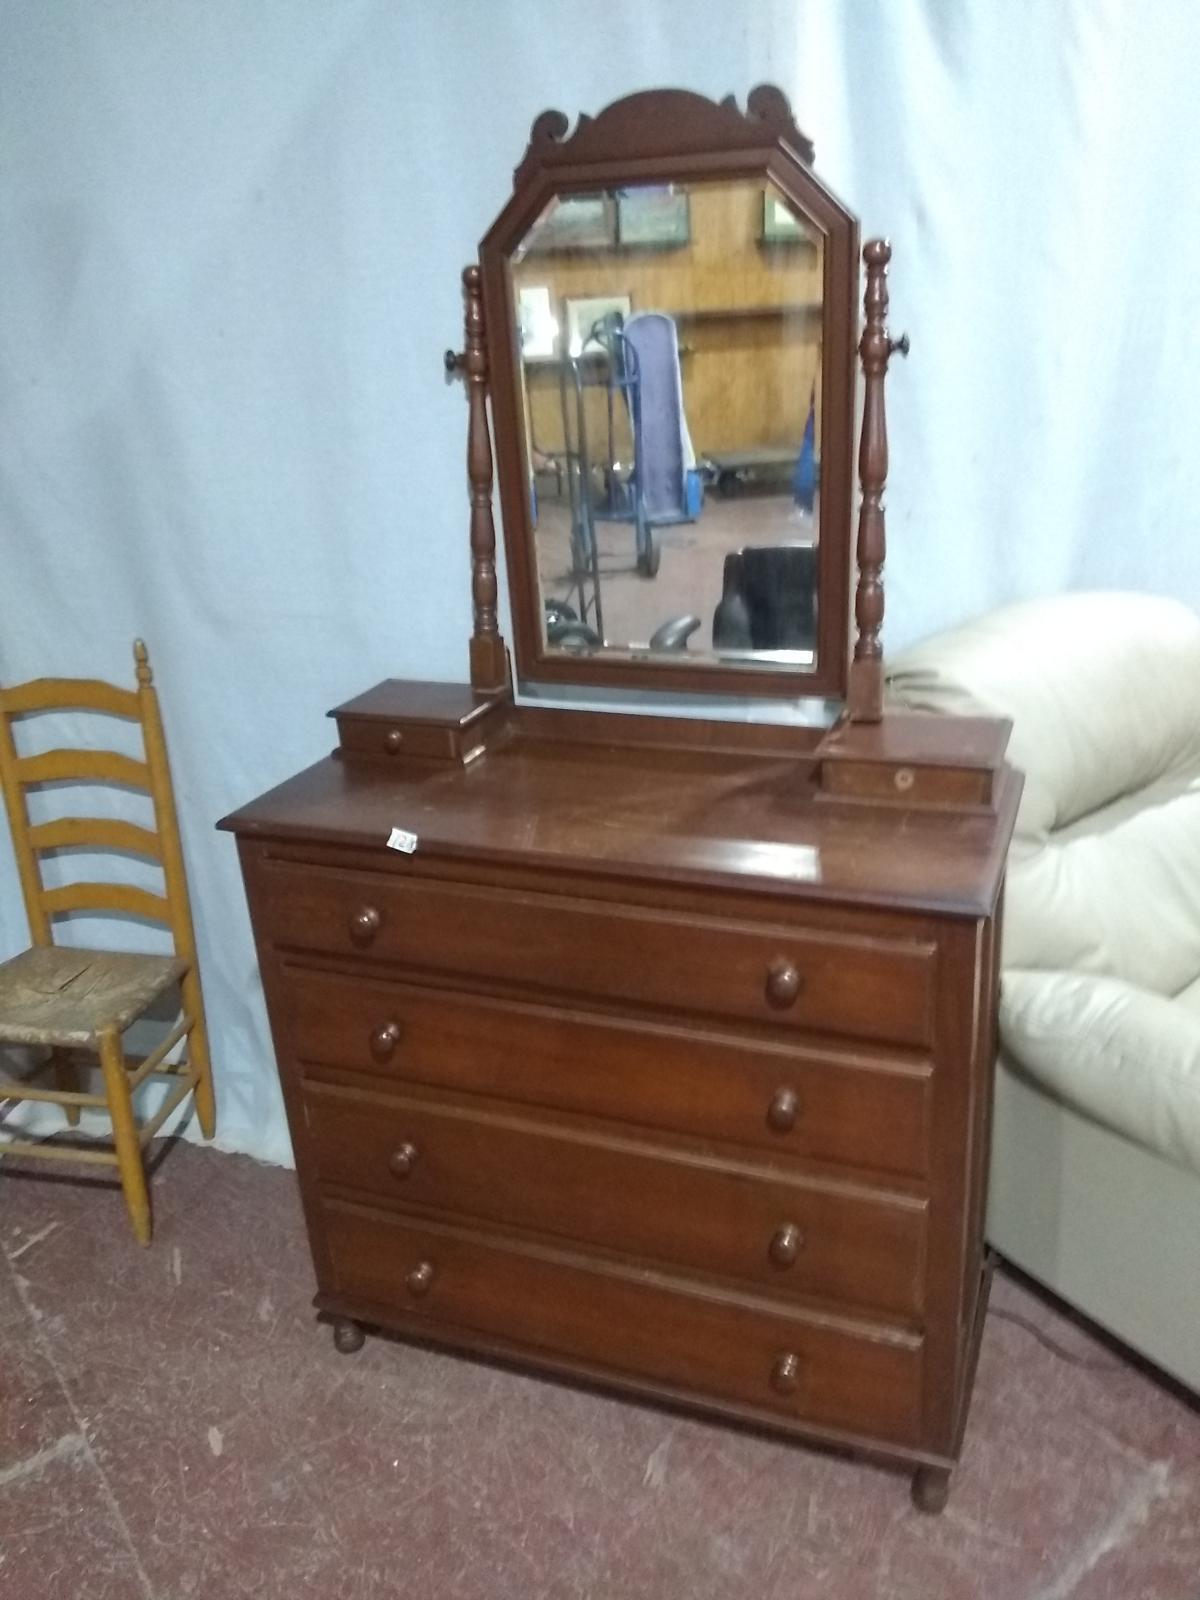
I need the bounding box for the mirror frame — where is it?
[478,86,860,703]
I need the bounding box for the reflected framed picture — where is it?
[761,191,815,245]
[523,193,614,253]
[616,185,690,248]
[563,294,632,358]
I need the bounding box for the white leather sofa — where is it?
[889,592,1200,1392]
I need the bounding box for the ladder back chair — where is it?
[0,640,215,1243]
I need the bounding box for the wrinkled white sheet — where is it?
[3,0,1198,1162]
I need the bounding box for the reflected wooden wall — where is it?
[512,182,823,461]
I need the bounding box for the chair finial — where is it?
[134,639,153,686]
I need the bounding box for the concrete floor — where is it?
[2,1141,1198,1600]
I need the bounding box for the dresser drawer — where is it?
[258,864,936,1048]
[284,969,931,1178]
[303,1083,926,1317]
[322,1199,924,1445]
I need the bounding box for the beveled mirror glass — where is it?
[512,177,823,668]
[479,89,860,702]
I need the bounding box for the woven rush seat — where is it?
[0,946,186,1050]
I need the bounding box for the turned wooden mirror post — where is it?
[849,238,908,722]
[446,266,512,696]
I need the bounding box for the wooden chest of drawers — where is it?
[223,699,1017,1511]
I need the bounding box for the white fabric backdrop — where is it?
[3,0,1199,1163]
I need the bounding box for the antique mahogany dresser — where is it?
[221,88,1019,1512]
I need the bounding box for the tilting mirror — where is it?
[477,87,861,703]
[510,177,824,668]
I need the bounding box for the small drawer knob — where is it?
[369,1020,403,1062]
[766,1087,800,1133]
[768,1222,805,1267]
[388,1142,419,1180]
[764,958,802,1010]
[770,1352,801,1396]
[406,1260,435,1298]
[349,904,382,947]
[384,727,405,754]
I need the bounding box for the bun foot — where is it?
[911,1465,951,1514]
[332,1317,366,1355]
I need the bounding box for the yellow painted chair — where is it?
[0,640,215,1243]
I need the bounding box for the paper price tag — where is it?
[386,826,419,854]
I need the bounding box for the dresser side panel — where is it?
[918,912,997,1454]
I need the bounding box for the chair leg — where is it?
[181,970,216,1140]
[51,1050,81,1127]
[98,1028,151,1247]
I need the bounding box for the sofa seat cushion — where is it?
[1002,968,1200,1175]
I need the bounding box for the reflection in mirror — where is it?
[510,177,824,671]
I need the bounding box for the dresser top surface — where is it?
[220,729,1019,918]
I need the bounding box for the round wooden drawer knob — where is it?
[764,958,802,1010]
[369,1021,403,1062]
[766,1087,800,1133]
[349,904,382,947]
[770,1352,801,1396]
[406,1260,435,1298]
[383,727,405,754]
[768,1222,805,1267]
[388,1142,419,1180]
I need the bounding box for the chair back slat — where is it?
[14,749,153,790]
[0,678,141,718]
[40,882,172,924]
[27,817,163,859]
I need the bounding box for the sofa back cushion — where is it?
[889,593,1200,988]
[888,592,1200,843]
